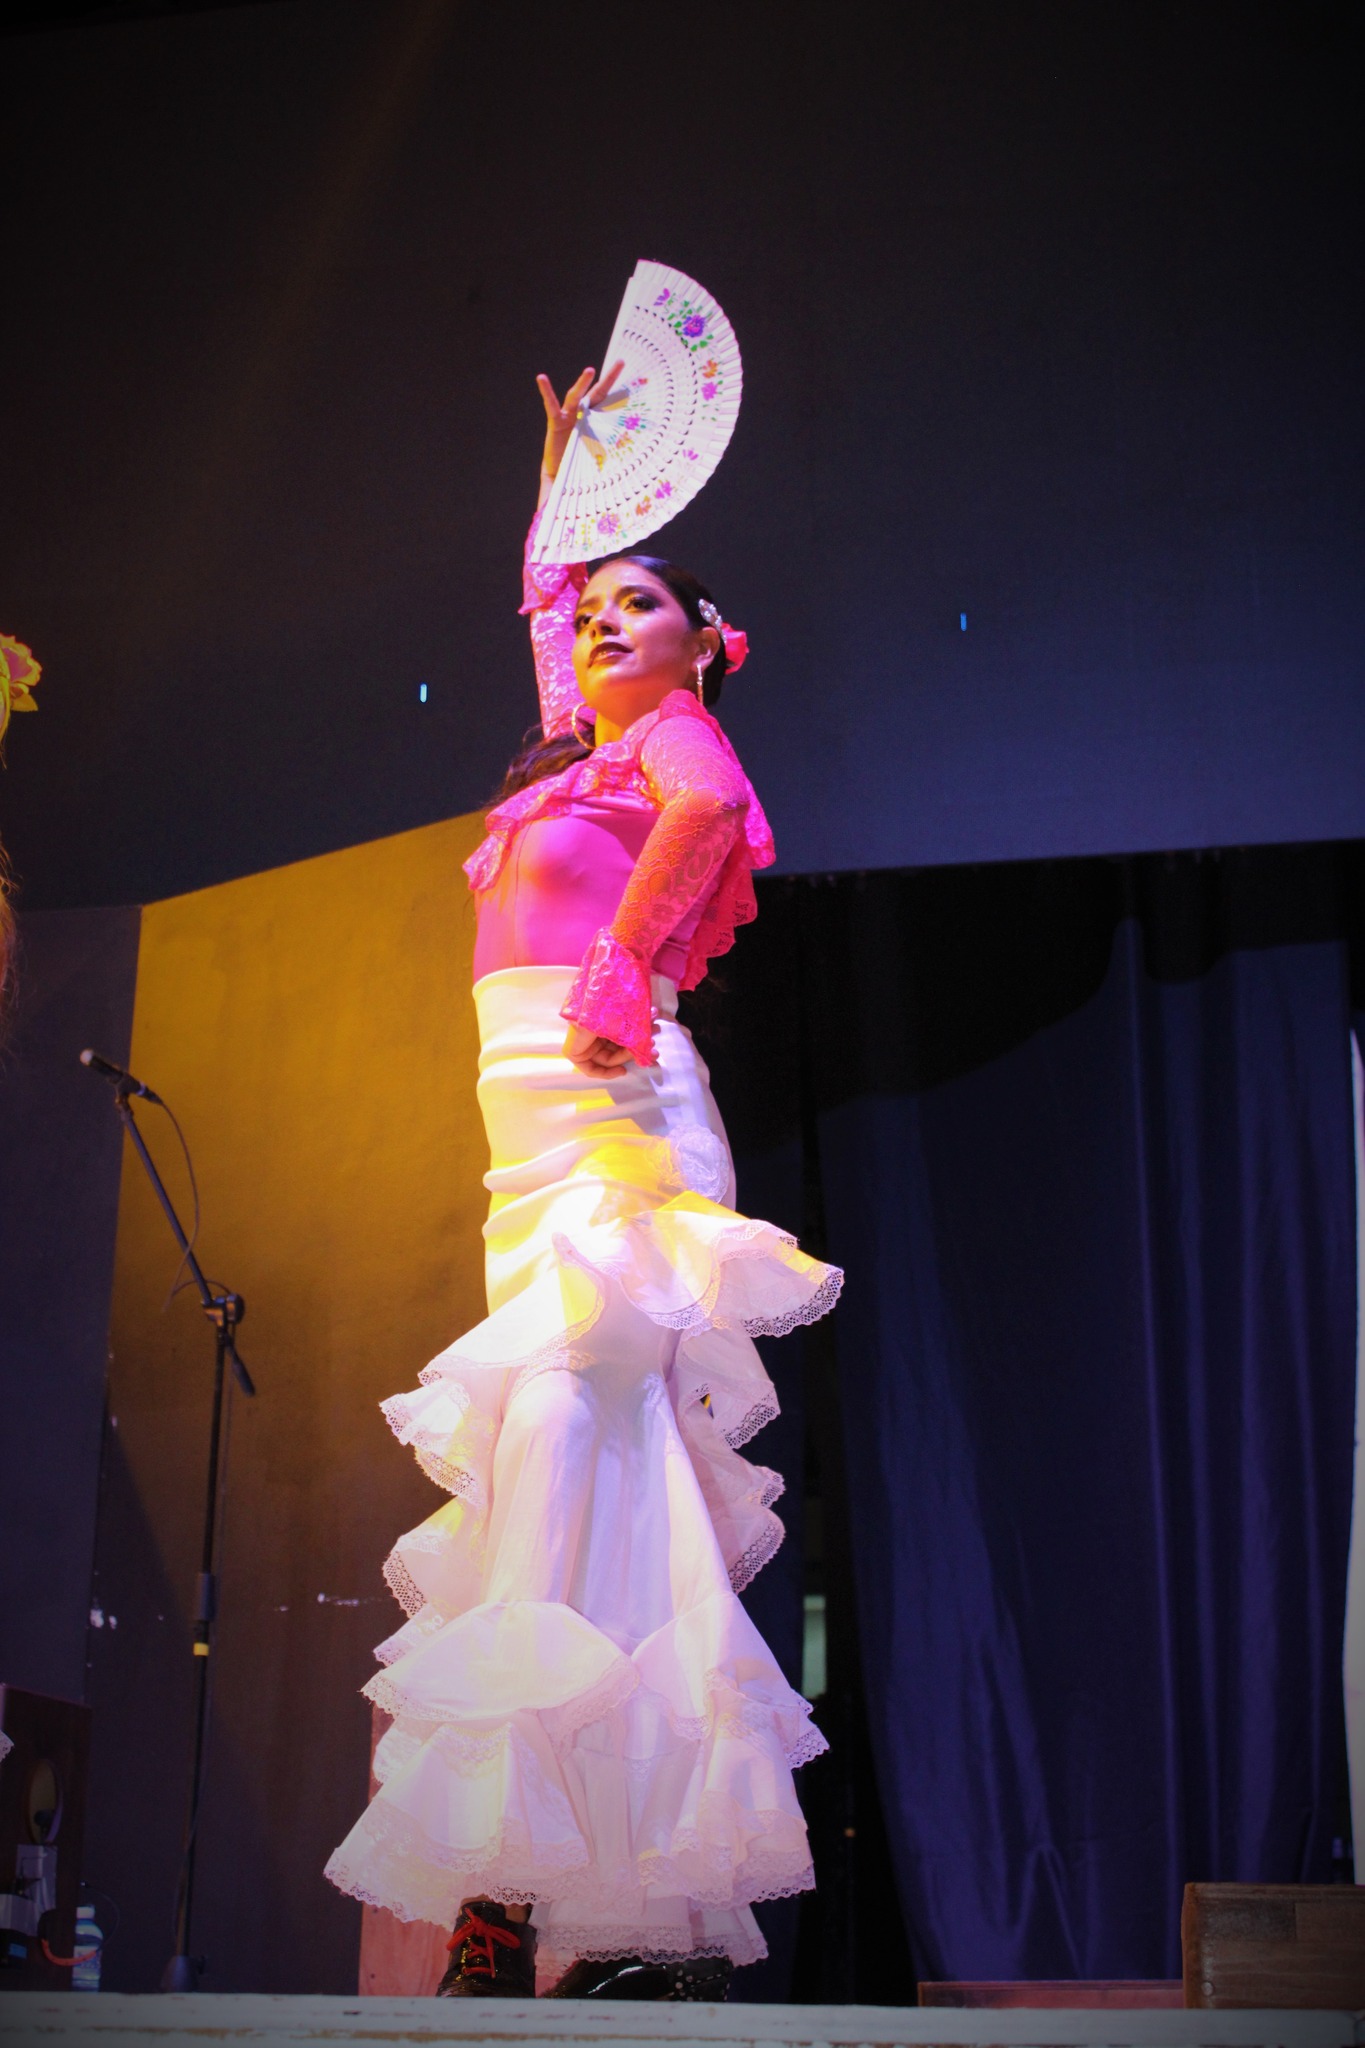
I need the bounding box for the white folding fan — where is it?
[532,260,742,564]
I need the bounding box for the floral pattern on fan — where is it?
[532,260,743,564]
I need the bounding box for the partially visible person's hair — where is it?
[493,552,730,803]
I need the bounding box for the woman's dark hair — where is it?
[495,551,730,801]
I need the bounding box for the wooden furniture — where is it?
[1183,1883,1365,2010]
[919,1981,1185,2008]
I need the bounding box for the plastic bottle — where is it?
[71,1905,101,1992]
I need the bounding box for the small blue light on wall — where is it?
[419,683,428,703]
[959,613,967,632]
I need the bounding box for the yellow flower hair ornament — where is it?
[0,635,41,750]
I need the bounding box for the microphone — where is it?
[79,1048,163,1105]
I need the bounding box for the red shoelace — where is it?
[447,1909,521,1979]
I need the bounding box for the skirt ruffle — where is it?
[324,1592,826,1970]
[379,1201,838,1609]
[324,966,841,1980]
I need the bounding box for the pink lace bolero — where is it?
[462,516,775,1065]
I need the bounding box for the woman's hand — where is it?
[536,359,626,501]
[562,1021,634,1077]
[562,1012,658,1077]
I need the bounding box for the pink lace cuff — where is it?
[560,930,656,1068]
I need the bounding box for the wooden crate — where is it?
[918,1981,1184,2008]
[1182,1882,1365,2009]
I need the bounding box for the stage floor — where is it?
[0,1997,1358,2048]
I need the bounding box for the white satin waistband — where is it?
[473,964,680,1048]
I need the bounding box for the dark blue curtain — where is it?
[707,845,1359,1989]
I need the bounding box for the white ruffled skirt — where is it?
[324,965,842,1984]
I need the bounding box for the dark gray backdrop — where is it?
[1,0,1361,914]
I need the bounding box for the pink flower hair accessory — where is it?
[697,598,749,675]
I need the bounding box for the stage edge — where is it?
[0,1996,1359,2048]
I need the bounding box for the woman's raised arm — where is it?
[520,361,625,737]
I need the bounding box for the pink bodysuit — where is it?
[465,514,774,1066]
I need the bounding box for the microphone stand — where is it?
[108,1085,255,1993]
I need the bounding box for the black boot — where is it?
[435,1901,537,1998]
[546,1952,733,2001]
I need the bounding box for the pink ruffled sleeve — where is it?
[559,708,749,1067]
[519,511,589,740]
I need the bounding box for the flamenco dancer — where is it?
[325,354,842,1999]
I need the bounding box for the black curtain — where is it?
[703,842,1360,1991]
[0,907,141,1705]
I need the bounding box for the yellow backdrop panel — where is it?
[93,811,489,1993]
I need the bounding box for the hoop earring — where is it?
[572,705,595,746]
[693,659,707,706]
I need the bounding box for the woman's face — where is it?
[572,561,714,737]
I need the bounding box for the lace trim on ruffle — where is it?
[362,1654,643,1762]
[505,1346,600,1413]
[636,1829,818,1913]
[409,1240,834,1447]
[324,1801,589,1917]
[705,1676,823,1765]
[539,1658,641,1754]
[326,1790,815,1934]
[374,1606,446,1666]
[539,1927,768,1971]
[729,1520,782,1595]
[418,1307,605,1402]
[686,1381,781,1453]
[371,1721,425,1787]
[431,1723,514,1773]
[381,1388,486,1509]
[715,1448,787,1593]
[644,1224,843,1340]
[785,1724,831,1769]
[376,1225,837,1615]
[380,1373,784,1613]
[360,1654,820,1777]
[755,1467,785,1511]
[362,1666,428,1723]
[725,1396,780,1449]
[381,1551,425,1620]
[610,1669,828,1769]
[723,1457,785,1593]
[414,1447,481,1500]
[381,1515,477,1623]
[383,1380,471,1427]
[393,1520,460,1553]
[410,1224,832,1400]
[744,1262,844,1338]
